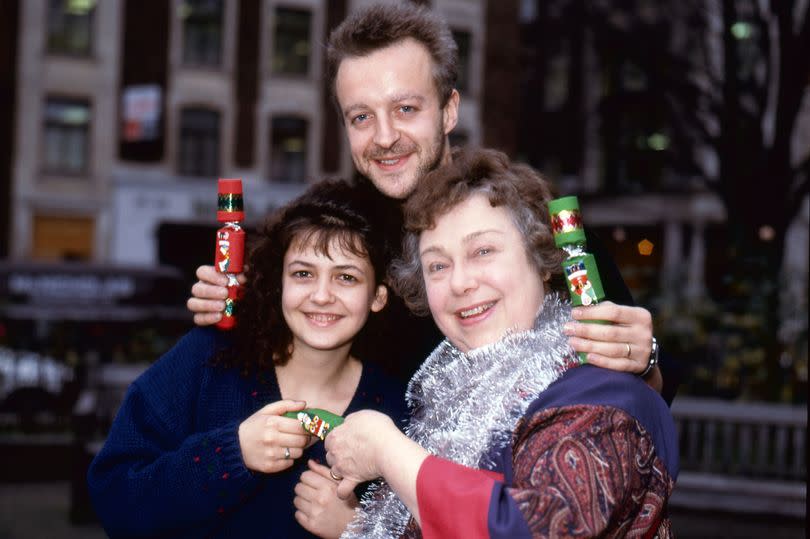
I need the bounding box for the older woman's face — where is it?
[419,194,546,352]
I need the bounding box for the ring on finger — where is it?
[625,342,632,358]
[330,468,343,481]
[283,447,291,460]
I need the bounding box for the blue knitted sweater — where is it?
[87,328,407,538]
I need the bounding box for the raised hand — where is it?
[564,301,661,390]
[186,265,247,326]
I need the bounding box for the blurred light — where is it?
[67,0,96,15]
[647,133,670,151]
[638,239,654,256]
[283,138,305,152]
[758,225,775,241]
[731,21,753,40]
[519,0,538,23]
[46,102,90,125]
[179,2,192,19]
[294,41,310,56]
[612,227,626,242]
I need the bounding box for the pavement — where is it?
[0,481,804,538]
[0,482,105,539]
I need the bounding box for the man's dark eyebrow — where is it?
[342,104,367,118]
[389,93,426,104]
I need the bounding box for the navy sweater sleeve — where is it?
[87,329,259,539]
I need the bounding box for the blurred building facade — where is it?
[2,0,488,266]
[2,0,807,400]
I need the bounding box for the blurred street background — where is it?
[0,0,806,537]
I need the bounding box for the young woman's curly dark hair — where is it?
[216,179,394,377]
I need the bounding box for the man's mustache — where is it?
[365,141,418,160]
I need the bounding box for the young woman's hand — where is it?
[238,400,312,473]
[186,265,248,326]
[293,459,358,538]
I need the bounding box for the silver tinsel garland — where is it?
[341,293,577,539]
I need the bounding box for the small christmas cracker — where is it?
[284,408,344,441]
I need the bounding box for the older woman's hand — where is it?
[324,410,400,499]
[326,410,429,521]
[564,302,661,389]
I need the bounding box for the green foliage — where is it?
[652,244,805,403]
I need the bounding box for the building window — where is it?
[452,30,472,94]
[271,8,312,76]
[178,108,220,177]
[46,0,95,56]
[270,116,308,183]
[181,0,223,67]
[44,98,91,174]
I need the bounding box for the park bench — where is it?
[668,396,807,518]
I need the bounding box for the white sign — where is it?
[121,84,162,142]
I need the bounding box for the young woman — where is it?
[87,180,407,539]
[324,149,678,538]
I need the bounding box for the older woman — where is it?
[324,149,678,538]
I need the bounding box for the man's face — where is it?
[335,38,459,199]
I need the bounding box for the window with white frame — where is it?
[181,0,224,67]
[44,97,91,174]
[270,116,308,183]
[271,7,312,76]
[178,107,220,177]
[47,0,96,56]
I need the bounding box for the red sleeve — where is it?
[416,455,503,539]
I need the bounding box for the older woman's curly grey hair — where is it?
[389,148,566,316]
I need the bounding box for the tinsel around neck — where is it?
[342,293,577,539]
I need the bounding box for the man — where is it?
[188,3,674,399]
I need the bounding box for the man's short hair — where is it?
[327,2,459,108]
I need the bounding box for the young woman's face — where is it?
[282,234,387,355]
[418,194,546,353]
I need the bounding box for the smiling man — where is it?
[334,36,457,199]
[188,3,676,401]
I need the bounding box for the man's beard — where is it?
[362,121,447,198]
[418,126,447,179]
